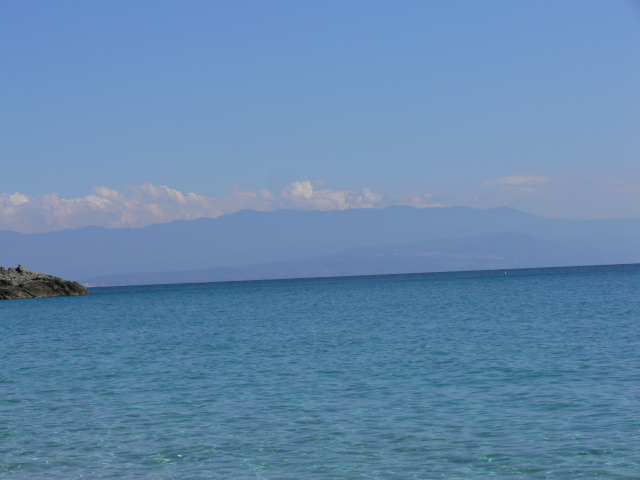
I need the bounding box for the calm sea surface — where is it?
[1,265,639,479]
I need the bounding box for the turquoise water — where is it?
[1,265,640,479]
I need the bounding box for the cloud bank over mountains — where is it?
[0,181,441,233]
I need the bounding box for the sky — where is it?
[1,0,639,232]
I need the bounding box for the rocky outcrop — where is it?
[0,265,89,300]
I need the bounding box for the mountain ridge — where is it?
[1,206,638,283]
[81,231,634,286]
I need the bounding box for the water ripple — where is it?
[1,267,639,478]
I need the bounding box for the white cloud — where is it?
[485,175,550,186]
[8,193,30,206]
[1,182,437,233]
[281,181,383,210]
[93,186,124,200]
[389,192,443,209]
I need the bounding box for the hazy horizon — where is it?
[2,1,639,234]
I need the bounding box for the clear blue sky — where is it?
[1,0,639,231]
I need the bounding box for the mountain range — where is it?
[1,206,638,285]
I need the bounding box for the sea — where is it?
[1,264,639,479]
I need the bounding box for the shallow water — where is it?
[1,266,639,478]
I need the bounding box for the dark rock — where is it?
[0,266,89,300]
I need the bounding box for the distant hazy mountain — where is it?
[85,231,619,286]
[1,206,638,285]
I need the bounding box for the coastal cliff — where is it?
[0,265,88,300]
